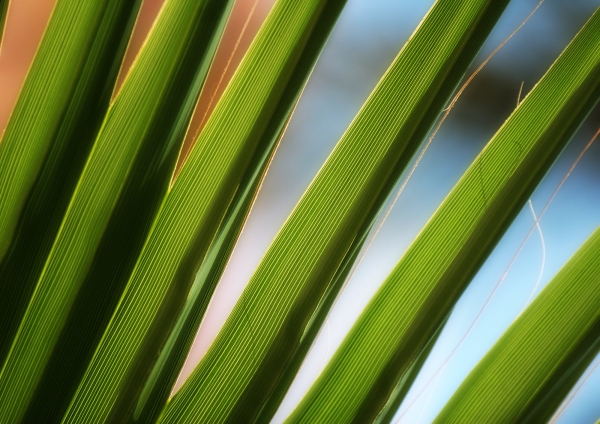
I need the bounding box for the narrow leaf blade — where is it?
[162,0,512,422]
[435,226,600,423]
[0,0,234,421]
[129,3,349,422]
[0,0,142,365]
[0,0,8,46]
[288,8,600,422]
[63,1,345,422]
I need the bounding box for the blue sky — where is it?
[185,1,600,422]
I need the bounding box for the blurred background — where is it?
[1,0,599,422]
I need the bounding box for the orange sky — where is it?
[0,0,276,168]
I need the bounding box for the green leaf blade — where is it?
[374,312,450,424]
[127,3,350,422]
[288,8,600,423]
[162,0,512,422]
[0,0,142,365]
[254,220,373,423]
[0,0,235,421]
[62,0,342,422]
[0,1,118,260]
[435,226,600,423]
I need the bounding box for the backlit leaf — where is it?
[162,0,512,422]
[435,226,600,423]
[288,8,600,422]
[0,0,234,421]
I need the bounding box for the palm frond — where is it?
[0,0,143,366]
[0,0,235,421]
[288,8,600,422]
[435,225,600,423]
[161,0,512,422]
[62,1,348,422]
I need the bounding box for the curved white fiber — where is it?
[524,200,545,308]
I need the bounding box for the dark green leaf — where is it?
[0,0,8,46]
[0,0,235,421]
[62,1,347,422]
[0,0,142,366]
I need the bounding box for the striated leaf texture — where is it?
[0,0,142,366]
[62,0,346,422]
[0,0,235,421]
[128,2,349,423]
[288,7,600,423]
[161,0,512,422]
[435,226,600,423]
[254,220,373,423]
[374,313,449,424]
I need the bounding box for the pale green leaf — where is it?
[288,8,600,423]
[161,0,512,422]
[435,226,600,423]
